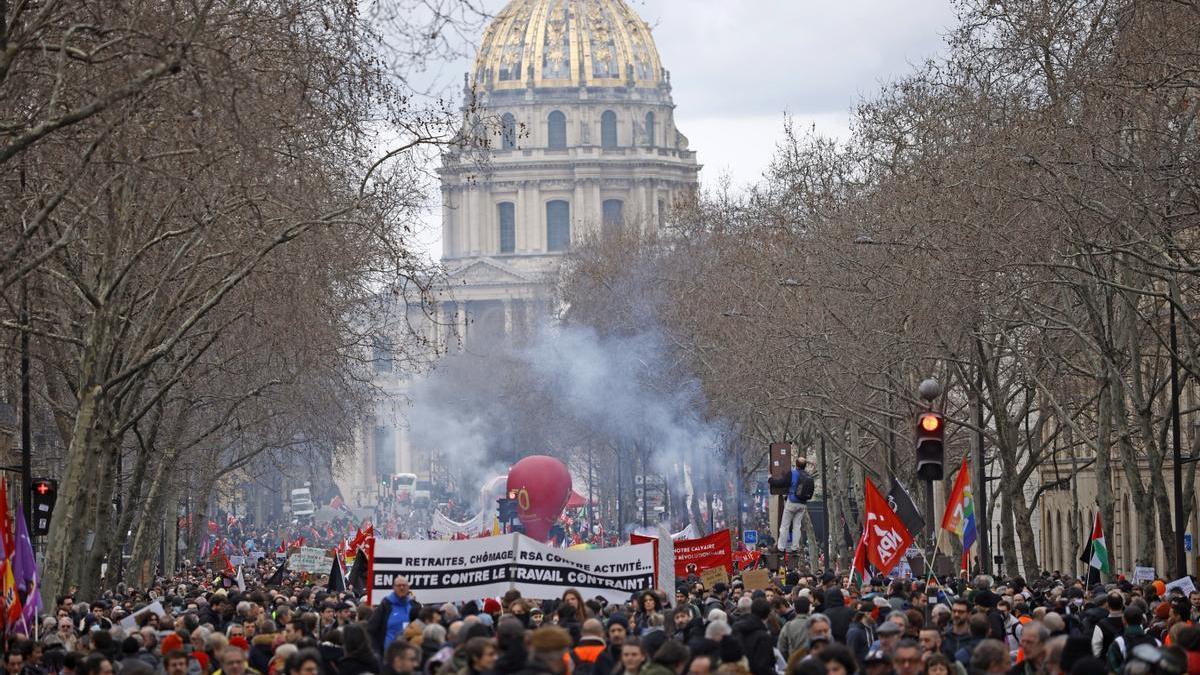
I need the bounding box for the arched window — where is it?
[546,200,570,251]
[601,110,618,148]
[498,202,515,253]
[501,113,517,150]
[645,111,655,147]
[602,199,624,233]
[547,111,567,149]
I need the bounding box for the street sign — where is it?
[744,530,758,546]
[1185,533,1193,553]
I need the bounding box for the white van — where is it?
[393,473,417,503]
[290,487,315,519]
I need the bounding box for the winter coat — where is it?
[731,617,775,675]
[822,589,854,644]
[775,613,810,660]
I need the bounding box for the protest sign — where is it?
[1134,566,1156,583]
[700,566,729,588]
[673,530,733,576]
[369,535,654,604]
[119,601,165,629]
[289,546,333,574]
[743,568,771,590]
[732,550,761,571]
[1165,576,1197,597]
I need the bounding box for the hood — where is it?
[251,635,275,649]
[824,588,845,607]
[731,616,764,637]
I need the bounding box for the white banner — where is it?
[431,510,485,538]
[370,535,655,605]
[371,535,516,604]
[631,523,698,541]
[289,546,332,574]
[513,536,655,603]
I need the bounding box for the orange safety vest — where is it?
[573,645,605,664]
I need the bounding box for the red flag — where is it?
[863,478,914,577]
[0,481,23,631]
[0,480,14,559]
[851,526,869,586]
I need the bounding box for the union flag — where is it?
[863,478,914,577]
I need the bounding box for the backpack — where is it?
[793,470,815,502]
[1113,633,1160,667]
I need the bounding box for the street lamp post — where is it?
[1170,303,1187,578]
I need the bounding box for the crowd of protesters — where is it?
[4,551,1200,675]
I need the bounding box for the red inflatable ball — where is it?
[506,455,572,542]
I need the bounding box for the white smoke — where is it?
[406,314,725,505]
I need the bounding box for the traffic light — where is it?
[915,412,945,481]
[497,497,517,524]
[31,478,58,537]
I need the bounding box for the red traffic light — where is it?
[918,413,942,433]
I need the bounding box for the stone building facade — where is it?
[336,0,701,506]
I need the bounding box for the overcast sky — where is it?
[405,0,959,260]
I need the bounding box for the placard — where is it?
[119,601,165,629]
[673,530,734,576]
[1134,566,1156,583]
[289,546,333,574]
[700,566,729,588]
[742,568,771,591]
[1165,576,1197,597]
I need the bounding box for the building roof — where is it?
[472,0,665,93]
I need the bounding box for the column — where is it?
[529,183,543,251]
[441,187,454,258]
[516,184,529,252]
[456,301,468,351]
[591,181,601,230]
[503,299,513,336]
[574,182,587,239]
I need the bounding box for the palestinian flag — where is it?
[1079,511,1110,574]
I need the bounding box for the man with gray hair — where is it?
[804,613,832,649]
[1013,621,1050,675]
[703,620,730,642]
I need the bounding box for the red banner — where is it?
[633,530,735,578]
[732,550,761,571]
[675,530,734,576]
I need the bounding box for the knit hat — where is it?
[229,636,250,652]
[607,614,629,632]
[160,634,184,654]
[483,598,502,615]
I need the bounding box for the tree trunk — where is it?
[40,380,103,608]
[1010,485,1040,576]
[1000,488,1018,576]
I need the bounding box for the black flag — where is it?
[347,547,367,592]
[265,558,288,587]
[887,478,926,537]
[329,553,347,591]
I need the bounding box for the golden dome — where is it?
[472,0,665,92]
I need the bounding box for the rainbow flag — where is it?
[940,458,977,570]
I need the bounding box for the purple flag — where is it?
[14,504,40,623]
